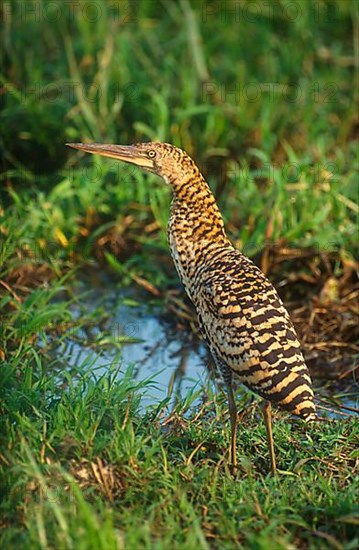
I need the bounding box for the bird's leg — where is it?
[226,383,238,475]
[212,355,238,474]
[260,400,276,475]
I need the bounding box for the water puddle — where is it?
[52,271,210,410]
[52,271,358,418]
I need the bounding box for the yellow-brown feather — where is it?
[163,144,315,420]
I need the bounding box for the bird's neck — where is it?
[169,172,229,246]
[168,171,231,294]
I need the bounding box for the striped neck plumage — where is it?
[167,166,230,252]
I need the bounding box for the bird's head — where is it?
[67,141,198,187]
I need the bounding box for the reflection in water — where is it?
[53,272,358,418]
[51,271,213,411]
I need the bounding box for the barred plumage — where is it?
[67,140,316,474]
[193,250,315,418]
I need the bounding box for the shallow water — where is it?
[54,271,358,418]
[53,271,210,410]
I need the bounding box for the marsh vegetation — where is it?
[1,1,358,548]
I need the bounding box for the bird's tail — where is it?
[255,368,316,420]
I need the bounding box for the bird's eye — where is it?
[147,150,156,159]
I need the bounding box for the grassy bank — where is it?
[1,1,358,548]
[1,364,358,548]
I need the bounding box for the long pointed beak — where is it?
[66,143,154,169]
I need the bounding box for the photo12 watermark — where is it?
[201,1,339,24]
[9,81,140,106]
[201,81,338,105]
[2,0,138,24]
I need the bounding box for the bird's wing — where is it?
[195,251,315,417]
[195,253,302,375]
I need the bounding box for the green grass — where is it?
[1,0,358,548]
[1,359,358,549]
[1,0,358,273]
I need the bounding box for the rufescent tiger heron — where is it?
[67,141,316,475]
